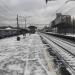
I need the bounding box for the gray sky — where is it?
[0,0,75,28]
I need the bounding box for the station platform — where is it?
[0,33,57,75]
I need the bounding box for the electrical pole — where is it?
[17,14,19,28]
[19,16,31,29]
[73,17,75,34]
[18,16,31,37]
[25,19,26,29]
[17,14,20,41]
[24,19,26,37]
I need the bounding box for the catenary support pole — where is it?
[17,14,20,41]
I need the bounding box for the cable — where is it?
[0,0,20,27]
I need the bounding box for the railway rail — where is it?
[39,33,75,75]
[46,32,75,42]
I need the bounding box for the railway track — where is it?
[46,33,75,47]
[39,33,75,75]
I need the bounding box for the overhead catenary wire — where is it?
[0,0,33,27]
[0,0,18,26]
[0,0,17,19]
[0,0,12,15]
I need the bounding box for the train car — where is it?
[0,29,18,39]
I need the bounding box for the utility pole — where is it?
[73,17,75,34]
[24,19,26,37]
[19,16,31,29]
[17,14,20,41]
[18,16,31,37]
[25,19,26,29]
[17,14,19,28]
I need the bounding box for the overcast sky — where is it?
[0,0,75,28]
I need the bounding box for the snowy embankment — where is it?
[0,34,57,75]
[46,32,75,37]
[66,34,75,37]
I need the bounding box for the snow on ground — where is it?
[0,34,57,75]
[66,34,75,37]
[46,32,75,37]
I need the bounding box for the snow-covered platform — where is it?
[0,34,57,75]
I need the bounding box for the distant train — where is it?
[0,26,37,39]
[0,29,21,39]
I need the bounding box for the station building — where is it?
[51,13,75,34]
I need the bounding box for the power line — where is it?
[0,0,17,25]
[0,0,10,15]
[0,0,16,18]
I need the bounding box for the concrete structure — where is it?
[51,13,74,34]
